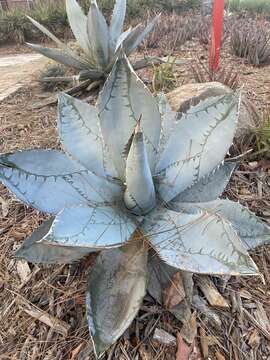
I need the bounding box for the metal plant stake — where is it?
[0,53,269,358]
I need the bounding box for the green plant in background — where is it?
[144,13,202,51]
[0,0,68,45]
[226,0,270,13]
[39,64,67,92]
[190,60,239,90]
[32,0,68,36]
[151,56,177,92]
[0,7,31,44]
[231,20,270,66]
[1,52,269,357]
[27,0,159,81]
[252,116,270,158]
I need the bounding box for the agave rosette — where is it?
[1,53,269,357]
[27,0,159,80]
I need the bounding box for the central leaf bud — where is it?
[124,122,156,216]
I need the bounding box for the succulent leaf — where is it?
[148,253,193,323]
[26,43,87,70]
[86,238,148,357]
[98,53,161,179]
[170,162,236,204]
[120,23,143,52]
[123,14,161,56]
[156,92,177,153]
[27,16,86,65]
[66,0,91,55]
[110,0,126,50]
[58,93,118,179]
[124,124,156,215]
[142,207,258,275]
[156,93,240,202]
[87,0,109,69]
[0,150,121,214]
[27,2,158,77]
[16,219,94,264]
[115,27,132,52]
[175,200,270,250]
[148,252,180,304]
[42,206,136,249]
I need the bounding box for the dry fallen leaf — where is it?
[254,303,270,333]
[16,260,31,283]
[153,328,176,346]
[70,343,84,360]
[138,344,151,360]
[0,196,9,217]
[215,351,226,360]
[163,272,186,309]
[196,276,230,309]
[199,327,208,358]
[189,341,202,360]
[248,329,261,349]
[176,333,192,360]
[180,311,197,345]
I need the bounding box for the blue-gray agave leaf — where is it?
[124,124,156,215]
[98,52,161,179]
[110,0,126,50]
[142,207,258,275]
[177,200,270,250]
[148,252,177,304]
[66,0,91,55]
[58,93,118,179]
[122,14,160,56]
[16,219,94,264]
[26,43,88,71]
[27,2,158,80]
[0,150,121,214]
[148,253,193,323]
[115,27,132,51]
[86,238,148,357]
[26,15,88,66]
[156,93,240,202]
[170,162,236,204]
[42,206,136,249]
[87,0,109,69]
[156,92,177,153]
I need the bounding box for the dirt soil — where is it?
[0,30,270,360]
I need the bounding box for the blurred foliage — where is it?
[38,64,66,92]
[151,57,177,93]
[252,116,270,159]
[226,0,270,14]
[190,60,240,90]
[230,20,270,66]
[0,0,68,44]
[0,0,201,45]
[143,13,208,52]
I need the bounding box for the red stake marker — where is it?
[209,0,225,72]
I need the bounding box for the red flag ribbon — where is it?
[209,0,225,72]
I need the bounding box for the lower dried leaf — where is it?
[163,272,186,309]
[176,333,192,360]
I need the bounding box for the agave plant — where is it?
[1,53,269,358]
[27,0,159,81]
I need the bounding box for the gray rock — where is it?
[166,82,260,138]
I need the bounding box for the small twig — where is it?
[225,149,253,162]
[243,308,270,341]
[6,288,70,336]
